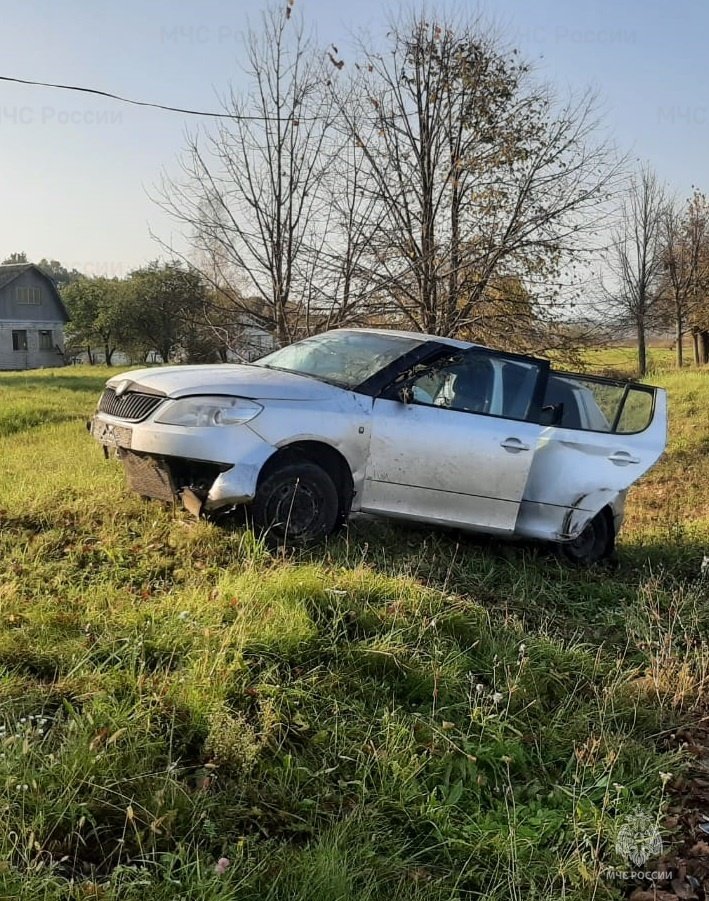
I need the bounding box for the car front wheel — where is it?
[250,462,340,544]
[559,510,614,566]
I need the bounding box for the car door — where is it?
[359,348,549,534]
[519,373,667,538]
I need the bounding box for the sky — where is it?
[0,0,707,276]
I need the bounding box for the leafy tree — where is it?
[62,277,128,365]
[123,262,211,363]
[2,251,28,265]
[37,258,84,289]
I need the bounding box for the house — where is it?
[218,297,277,362]
[0,264,69,370]
[235,311,277,361]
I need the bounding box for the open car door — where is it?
[518,373,667,541]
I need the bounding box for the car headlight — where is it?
[154,396,263,427]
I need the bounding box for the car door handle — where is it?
[608,451,640,466]
[500,437,530,453]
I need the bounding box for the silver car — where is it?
[90,328,666,563]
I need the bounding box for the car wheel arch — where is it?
[561,489,621,538]
[257,441,355,522]
[594,503,616,553]
[560,503,616,565]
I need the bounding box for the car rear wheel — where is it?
[250,462,340,544]
[560,510,613,566]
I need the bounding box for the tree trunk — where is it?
[636,318,647,377]
[675,313,684,368]
[105,343,113,366]
[701,330,709,365]
[275,297,288,348]
[447,138,461,335]
[86,345,94,366]
[692,330,700,367]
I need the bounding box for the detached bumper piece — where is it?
[181,487,205,518]
[118,450,176,503]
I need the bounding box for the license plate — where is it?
[91,418,132,449]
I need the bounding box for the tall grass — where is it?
[0,364,706,899]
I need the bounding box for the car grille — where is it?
[98,388,165,422]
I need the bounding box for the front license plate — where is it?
[91,418,132,449]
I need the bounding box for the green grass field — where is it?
[0,359,707,899]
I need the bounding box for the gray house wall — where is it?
[0,267,67,370]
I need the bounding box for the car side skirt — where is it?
[515,489,626,543]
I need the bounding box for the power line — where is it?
[0,74,318,122]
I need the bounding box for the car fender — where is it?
[558,489,622,541]
[247,395,372,506]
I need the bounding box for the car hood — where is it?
[106,364,349,402]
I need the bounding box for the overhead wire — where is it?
[0,74,320,121]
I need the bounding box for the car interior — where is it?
[449,358,494,413]
[540,376,581,429]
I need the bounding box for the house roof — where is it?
[0,263,70,321]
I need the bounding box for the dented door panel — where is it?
[517,388,666,541]
[360,348,550,533]
[361,399,543,534]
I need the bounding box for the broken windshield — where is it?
[254,331,423,390]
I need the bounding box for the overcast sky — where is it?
[0,0,706,276]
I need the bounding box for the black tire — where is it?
[250,462,340,544]
[560,510,613,566]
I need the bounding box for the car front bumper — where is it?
[90,413,276,513]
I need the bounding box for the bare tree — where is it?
[155,5,343,349]
[602,165,666,376]
[660,190,709,367]
[329,12,622,343]
[154,6,621,355]
[291,84,383,333]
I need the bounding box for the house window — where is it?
[12,330,28,351]
[39,329,53,350]
[16,286,42,305]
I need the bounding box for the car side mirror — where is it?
[398,385,414,404]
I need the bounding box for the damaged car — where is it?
[89,328,667,563]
